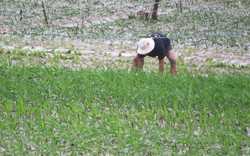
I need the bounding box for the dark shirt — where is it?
[138,33,172,59]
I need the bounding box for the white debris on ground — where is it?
[0,39,249,71]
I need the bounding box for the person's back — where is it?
[147,32,170,44]
[144,33,172,60]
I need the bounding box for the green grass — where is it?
[0,63,249,155]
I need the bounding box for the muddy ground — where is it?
[0,37,249,74]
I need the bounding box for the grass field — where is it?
[0,63,249,155]
[0,0,249,155]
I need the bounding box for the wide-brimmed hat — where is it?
[137,38,155,55]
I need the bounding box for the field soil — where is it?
[1,38,249,74]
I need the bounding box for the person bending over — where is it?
[133,33,178,74]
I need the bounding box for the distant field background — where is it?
[0,0,250,155]
[0,0,249,71]
[1,0,249,47]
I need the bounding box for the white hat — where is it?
[137,38,155,55]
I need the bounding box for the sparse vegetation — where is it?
[0,0,249,47]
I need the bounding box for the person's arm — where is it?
[159,59,165,72]
[133,54,144,69]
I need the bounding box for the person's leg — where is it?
[133,54,144,69]
[166,50,178,74]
